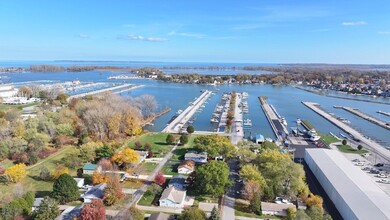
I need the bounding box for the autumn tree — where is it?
[5,163,27,183]
[33,196,60,220]
[111,148,140,167]
[52,166,69,179]
[242,180,262,201]
[52,173,79,204]
[134,94,157,118]
[178,207,207,220]
[304,193,323,209]
[239,164,266,187]
[166,134,176,145]
[193,161,231,197]
[39,167,51,181]
[103,175,124,206]
[194,135,237,158]
[154,171,166,185]
[92,172,109,185]
[79,199,106,220]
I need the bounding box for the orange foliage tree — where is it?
[5,163,27,182]
[111,148,140,167]
[52,167,69,179]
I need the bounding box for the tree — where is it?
[180,134,189,145]
[126,206,144,220]
[305,193,323,209]
[249,191,262,215]
[209,206,220,220]
[187,125,195,134]
[134,94,157,118]
[295,209,311,220]
[103,175,124,206]
[166,134,176,145]
[342,139,347,145]
[194,135,237,158]
[357,145,363,150]
[5,163,27,183]
[56,123,74,136]
[52,167,69,179]
[178,207,207,220]
[242,180,262,201]
[134,140,142,148]
[306,206,324,220]
[92,172,109,185]
[79,199,106,220]
[96,145,114,160]
[33,196,60,220]
[239,164,266,187]
[193,161,231,197]
[52,173,79,204]
[154,171,166,185]
[144,142,152,151]
[56,93,69,104]
[286,207,297,220]
[111,148,140,167]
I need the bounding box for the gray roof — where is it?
[261,202,294,212]
[305,149,390,220]
[148,212,170,220]
[81,183,107,200]
[168,175,187,186]
[159,186,186,203]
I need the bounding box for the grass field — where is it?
[0,103,39,111]
[128,132,172,157]
[235,201,279,219]
[320,134,340,144]
[138,191,156,206]
[140,162,159,174]
[337,144,368,154]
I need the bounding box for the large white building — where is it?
[0,85,18,98]
[305,148,390,220]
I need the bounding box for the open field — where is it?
[0,103,39,111]
[338,144,368,154]
[320,134,339,145]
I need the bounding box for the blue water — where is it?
[1,67,389,147]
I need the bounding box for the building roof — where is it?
[255,134,264,141]
[168,175,187,186]
[135,150,148,157]
[160,186,186,203]
[185,152,207,158]
[73,178,84,184]
[83,163,98,170]
[148,212,170,220]
[178,160,195,171]
[55,205,83,220]
[81,183,107,200]
[261,202,295,212]
[305,148,390,220]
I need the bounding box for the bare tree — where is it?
[134,94,157,118]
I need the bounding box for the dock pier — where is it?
[258,96,283,142]
[303,101,390,162]
[67,84,144,100]
[163,90,212,133]
[340,107,390,131]
[378,110,390,117]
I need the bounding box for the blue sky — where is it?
[0,0,389,64]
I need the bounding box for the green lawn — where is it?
[235,202,280,219]
[320,134,339,145]
[1,159,15,168]
[162,161,181,175]
[301,120,314,130]
[138,191,156,206]
[337,144,368,154]
[0,146,76,199]
[0,103,39,111]
[140,162,159,175]
[128,132,172,157]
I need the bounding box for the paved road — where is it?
[222,158,242,220]
[115,142,179,218]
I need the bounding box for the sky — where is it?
[0,0,389,64]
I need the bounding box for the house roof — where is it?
[81,183,107,200]
[160,186,186,203]
[135,150,148,157]
[55,205,83,220]
[73,178,84,184]
[261,202,295,212]
[255,134,264,141]
[168,175,187,186]
[185,152,207,158]
[83,163,98,170]
[148,212,170,220]
[178,160,195,171]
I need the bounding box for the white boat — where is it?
[176,109,183,115]
[244,119,252,126]
[310,135,321,141]
[296,118,302,124]
[211,118,219,123]
[281,117,287,126]
[242,92,248,98]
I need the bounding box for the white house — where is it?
[261,202,295,217]
[184,151,207,163]
[73,178,85,188]
[80,183,106,203]
[178,160,195,174]
[159,186,186,208]
[135,150,149,163]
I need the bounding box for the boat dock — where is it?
[378,110,390,117]
[67,84,143,100]
[340,107,390,131]
[303,102,390,162]
[231,93,244,144]
[258,96,284,141]
[163,90,212,133]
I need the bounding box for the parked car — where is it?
[376,173,388,178]
[379,179,390,184]
[375,163,385,167]
[370,169,380,174]
[362,167,371,171]
[355,162,364,166]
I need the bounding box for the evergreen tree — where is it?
[249,192,262,215]
[209,206,220,220]
[34,196,60,220]
[51,173,79,204]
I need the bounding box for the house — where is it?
[184,151,207,163]
[255,134,265,144]
[32,198,44,211]
[148,212,171,220]
[135,150,149,163]
[55,205,83,220]
[73,178,85,188]
[82,163,101,175]
[261,202,295,217]
[159,186,186,208]
[80,183,107,203]
[168,175,187,190]
[178,160,195,174]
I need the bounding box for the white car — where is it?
[355,162,364,166]
[379,179,390,184]
[376,174,388,178]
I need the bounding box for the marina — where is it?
[163,90,212,133]
[258,96,286,142]
[67,83,143,100]
[337,106,390,131]
[303,102,390,162]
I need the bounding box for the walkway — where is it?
[341,107,390,131]
[230,93,244,145]
[303,102,390,162]
[163,90,212,133]
[67,84,143,100]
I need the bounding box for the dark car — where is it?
[375,163,385,167]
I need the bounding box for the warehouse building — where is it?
[305,148,390,220]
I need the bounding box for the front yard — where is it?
[128,132,173,157]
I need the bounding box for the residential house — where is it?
[135,150,149,163]
[168,175,187,190]
[261,202,295,217]
[184,151,207,163]
[55,205,83,220]
[80,183,107,203]
[159,186,186,208]
[73,178,85,188]
[178,160,195,174]
[82,163,101,175]
[148,212,171,220]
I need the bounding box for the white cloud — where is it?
[378,31,390,35]
[77,34,90,38]
[168,31,206,38]
[118,35,168,42]
[342,21,367,26]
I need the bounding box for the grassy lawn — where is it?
[138,191,156,206]
[235,201,280,219]
[140,162,159,175]
[0,146,76,199]
[1,159,15,168]
[128,132,172,157]
[122,179,145,189]
[337,144,368,154]
[0,103,39,111]
[320,134,340,144]
[301,119,314,130]
[162,161,180,175]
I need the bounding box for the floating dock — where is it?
[303,102,390,162]
[230,93,244,144]
[378,111,390,117]
[340,107,390,131]
[163,90,212,133]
